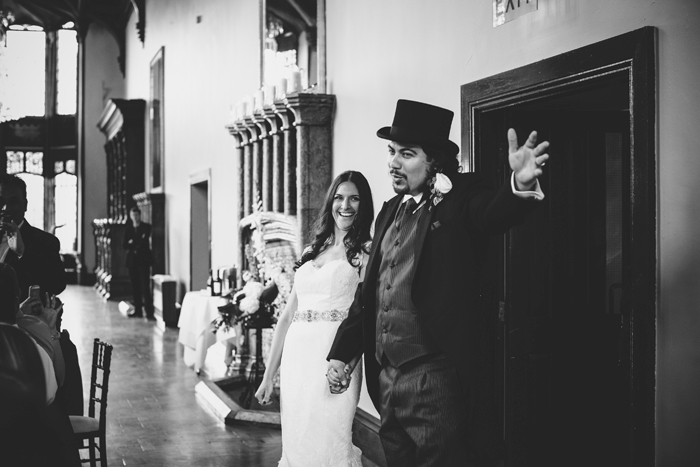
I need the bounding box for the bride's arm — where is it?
[344,246,370,374]
[255,285,298,404]
[358,241,371,283]
[262,285,297,377]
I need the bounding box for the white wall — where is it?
[82,24,124,273]
[124,0,260,294]
[115,0,700,462]
[327,0,700,463]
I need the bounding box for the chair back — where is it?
[87,338,113,433]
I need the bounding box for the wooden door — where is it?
[463,28,657,467]
[495,109,631,466]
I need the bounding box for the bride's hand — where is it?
[255,379,274,405]
[327,359,350,394]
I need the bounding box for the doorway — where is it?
[190,171,211,291]
[462,28,656,466]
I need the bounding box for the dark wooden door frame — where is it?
[461,27,657,466]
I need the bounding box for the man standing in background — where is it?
[124,206,154,319]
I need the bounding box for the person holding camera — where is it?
[0,174,66,303]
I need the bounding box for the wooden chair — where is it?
[69,338,113,467]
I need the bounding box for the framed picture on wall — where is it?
[149,46,165,191]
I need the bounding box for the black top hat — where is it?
[377,99,460,156]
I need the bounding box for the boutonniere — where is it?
[428,172,452,210]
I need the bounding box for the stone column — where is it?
[286,93,335,252]
[274,103,296,217]
[253,113,273,212]
[264,108,285,213]
[227,124,247,225]
[244,116,263,210]
[241,127,253,218]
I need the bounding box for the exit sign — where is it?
[493,0,538,27]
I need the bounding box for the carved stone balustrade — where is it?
[224,92,334,378]
[92,218,129,299]
[226,92,335,266]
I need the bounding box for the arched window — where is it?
[0,26,78,253]
[6,150,45,229]
[54,160,77,252]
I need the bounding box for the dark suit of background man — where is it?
[0,174,67,302]
[123,207,154,319]
[326,100,550,467]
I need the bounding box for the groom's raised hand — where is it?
[508,128,550,191]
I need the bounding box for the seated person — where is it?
[17,288,66,388]
[16,285,83,415]
[0,263,79,466]
[0,266,58,405]
[0,323,59,466]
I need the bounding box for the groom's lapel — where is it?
[413,198,433,270]
[365,196,402,282]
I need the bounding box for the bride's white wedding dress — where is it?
[278,257,363,467]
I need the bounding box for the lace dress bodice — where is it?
[294,258,360,315]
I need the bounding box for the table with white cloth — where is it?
[177,290,236,373]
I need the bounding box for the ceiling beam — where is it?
[284,0,313,28]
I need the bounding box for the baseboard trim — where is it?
[353,408,387,467]
[195,377,281,427]
[198,375,386,464]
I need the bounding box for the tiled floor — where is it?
[60,285,282,466]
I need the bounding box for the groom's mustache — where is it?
[390,170,406,179]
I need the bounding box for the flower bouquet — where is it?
[212,273,279,334]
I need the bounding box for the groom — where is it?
[326,99,549,466]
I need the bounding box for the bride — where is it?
[255,170,374,467]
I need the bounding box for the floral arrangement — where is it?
[428,172,453,210]
[212,300,237,335]
[212,270,279,333]
[212,209,297,333]
[238,272,265,314]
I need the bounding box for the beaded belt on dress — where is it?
[292,309,349,322]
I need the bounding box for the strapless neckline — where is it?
[310,257,349,270]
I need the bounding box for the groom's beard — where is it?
[391,179,409,195]
[390,170,429,196]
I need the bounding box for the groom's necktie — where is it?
[395,198,418,230]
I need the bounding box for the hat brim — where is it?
[377,126,460,156]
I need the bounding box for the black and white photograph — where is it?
[0,1,698,466]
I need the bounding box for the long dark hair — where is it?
[422,144,461,177]
[296,171,374,269]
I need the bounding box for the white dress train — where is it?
[278,258,363,467]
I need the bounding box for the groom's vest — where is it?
[375,199,441,367]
